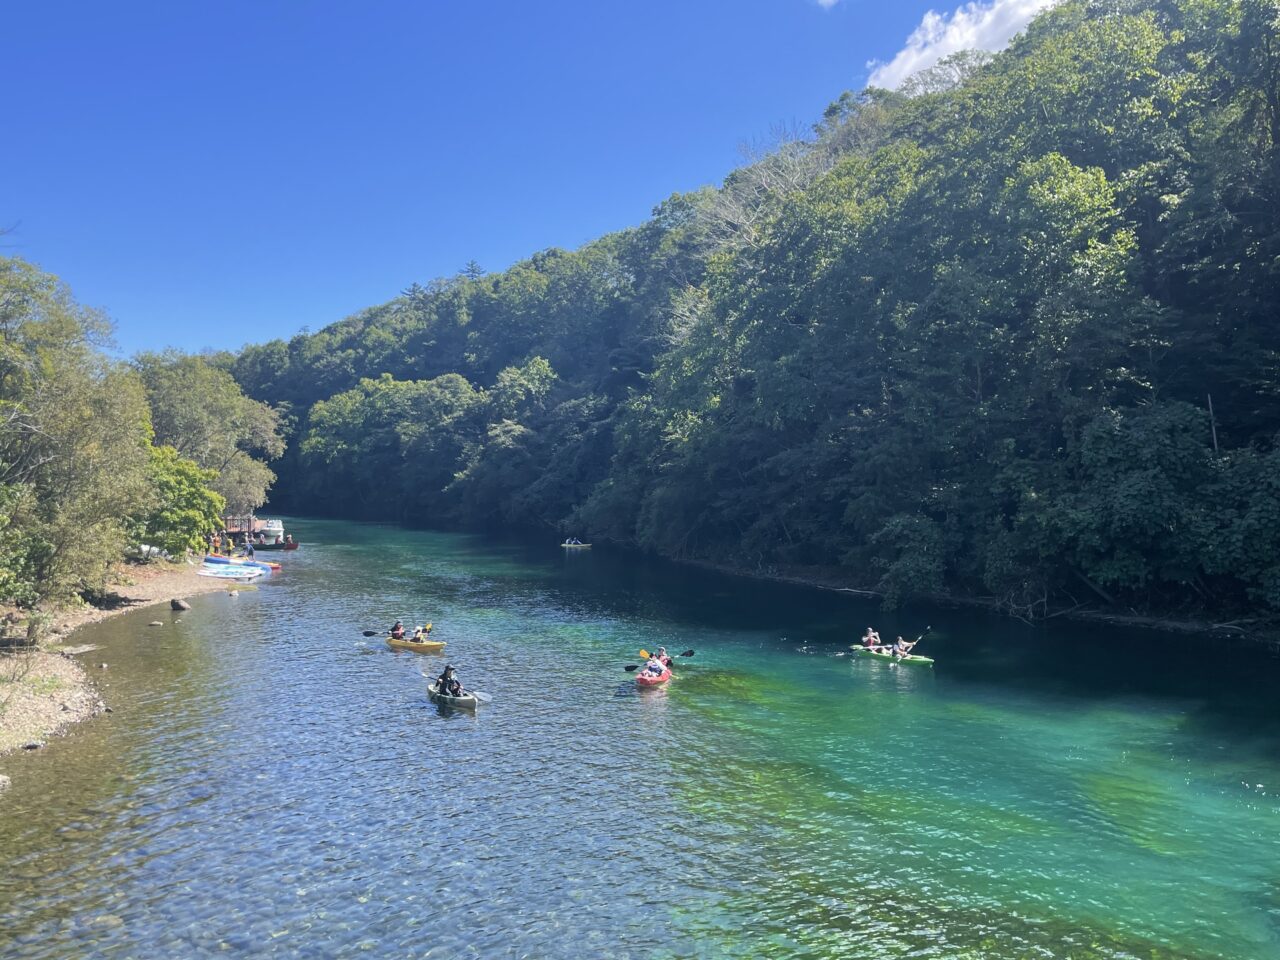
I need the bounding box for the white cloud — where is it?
[867,0,1063,89]
[817,0,842,8]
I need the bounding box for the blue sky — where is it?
[1,1,1053,355]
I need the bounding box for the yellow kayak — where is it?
[386,625,444,653]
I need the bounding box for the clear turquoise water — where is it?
[1,518,1278,958]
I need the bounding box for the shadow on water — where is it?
[0,517,1277,959]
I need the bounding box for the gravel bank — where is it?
[0,562,234,757]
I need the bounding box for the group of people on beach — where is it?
[207,531,293,554]
[859,628,919,660]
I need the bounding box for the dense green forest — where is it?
[0,257,281,626]
[218,0,1278,621]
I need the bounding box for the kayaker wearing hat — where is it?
[436,665,464,697]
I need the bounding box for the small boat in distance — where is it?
[561,540,592,549]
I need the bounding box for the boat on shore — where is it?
[204,555,279,572]
[198,563,264,582]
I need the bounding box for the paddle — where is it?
[368,622,433,639]
[625,649,694,671]
[889,625,932,659]
[422,671,491,703]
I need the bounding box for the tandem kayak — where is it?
[636,665,672,687]
[849,646,934,667]
[386,636,446,653]
[427,680,478,710]
[560,543,592,550]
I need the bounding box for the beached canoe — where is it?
[427,680,478,710]
[849,645,934,667]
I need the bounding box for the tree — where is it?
[132,446,225,556]
[135,351,284,514]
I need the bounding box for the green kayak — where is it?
[850,645,934,667]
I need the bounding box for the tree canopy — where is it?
[0,258,276,616]
[219,0,1280,622]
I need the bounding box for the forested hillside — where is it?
[0,257,280,625]
[229,0,1280,621]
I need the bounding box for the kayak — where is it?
[636,665,672,687]
[560,543,592,549]
[387,636,446,653]
[428,680,478,710]
[204,555,280,572]
[197,564,263,581]
[252,541,299,551]
[849,645,934,667]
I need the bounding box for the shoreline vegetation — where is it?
[0,562,235,760]
[0,259,283,768]
[680,557,1280,651]
[226,1,1280,635]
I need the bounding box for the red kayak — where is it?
[636,665,672,687]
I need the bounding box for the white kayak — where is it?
[198,563,264,581]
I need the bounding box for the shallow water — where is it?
[1,519,1278,958]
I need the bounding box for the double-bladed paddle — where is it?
[366,623,434,639]
[422,672,492,703]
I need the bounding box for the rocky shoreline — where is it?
[0,562,234,762]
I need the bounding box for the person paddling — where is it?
[390,620,405,640]
[892,635,917,660]
[436,665,464,697]
[861,627,882,650]
[410,624,433,643]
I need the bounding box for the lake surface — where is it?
[1,518,1278,959]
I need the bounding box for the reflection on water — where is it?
[1,518,1278,959]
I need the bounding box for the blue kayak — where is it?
[203,556,275,573]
